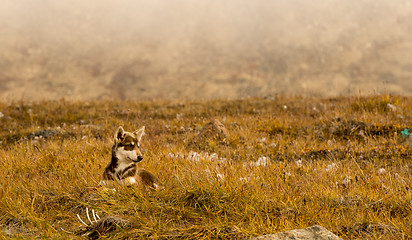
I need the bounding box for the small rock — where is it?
[76,216,129,238]
[176,113,183,119]
[386,103,397,112]
[199,119,229,139]
[249,225,342,240]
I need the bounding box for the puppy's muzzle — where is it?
[135,155,143,163]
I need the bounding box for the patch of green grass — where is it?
[0,96,411,239]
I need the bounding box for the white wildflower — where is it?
[258,137,267,143]
[256,156,270,166]
[208,153,218,161]
[246,156,271,167]
[239,174,254,183]
[216,173,225,182]
[378,168,386,175]
[188,151,201,162]
[168,152,182,160]
[325,163,337,172]
[341,176,351,187]
[0,112,4,118]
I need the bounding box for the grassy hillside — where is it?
[0,95,411,239]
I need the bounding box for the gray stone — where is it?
[190,119,229,148]
[249,225,342,240]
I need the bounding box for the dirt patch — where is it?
[76,216,130,240]
[189,119,229,150]
[338,222,401,239]
[314,118,403,140]
[0,212,37,238]
[1,128,75,145]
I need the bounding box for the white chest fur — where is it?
[125,176,136,185]
[99,176,137,187]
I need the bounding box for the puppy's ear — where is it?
[114,126,125,142]
[134,126,145,141]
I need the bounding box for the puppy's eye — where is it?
[124,143,134,148]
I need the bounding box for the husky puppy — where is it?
[100,126,160,189]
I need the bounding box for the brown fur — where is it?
[99,126,161,189]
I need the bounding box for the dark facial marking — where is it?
[119,136,139,150]
[120,164,137,178]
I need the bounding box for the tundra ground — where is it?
[0,96,411,239]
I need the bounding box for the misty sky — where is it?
[1,0,412,100]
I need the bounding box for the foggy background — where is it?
[1,0,412,101]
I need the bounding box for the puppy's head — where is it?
[113,126,145,163]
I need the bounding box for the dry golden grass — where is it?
[0,95,411,239]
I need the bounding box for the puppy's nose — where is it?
[137,156,143,161]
